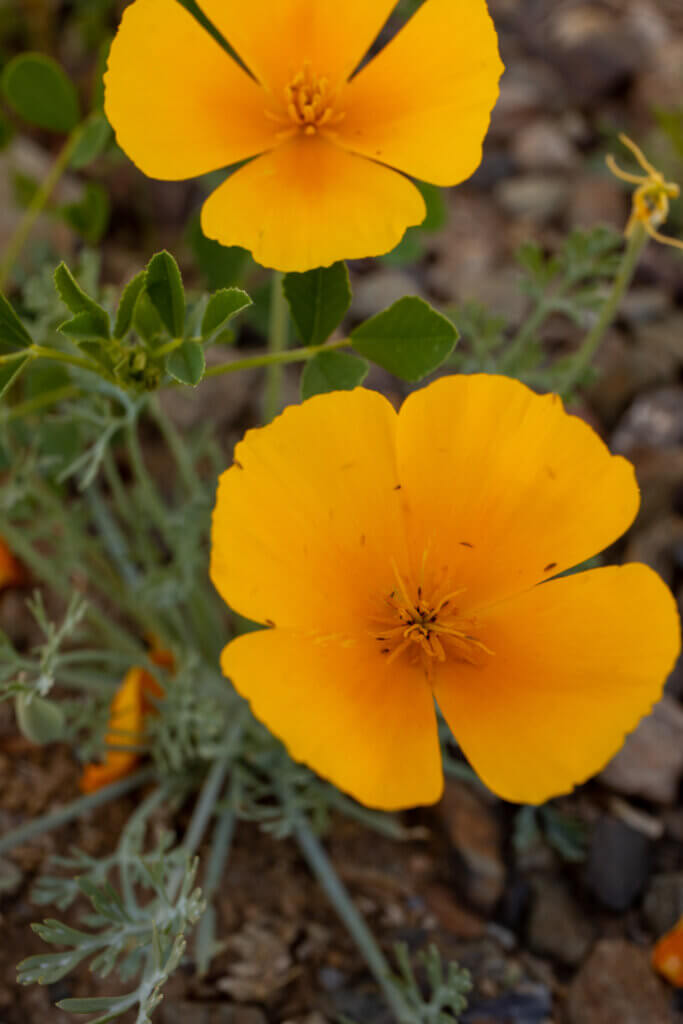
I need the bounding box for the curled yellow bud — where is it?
[607,133,683,252]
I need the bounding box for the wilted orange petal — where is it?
[434,565,680,805]
[104,0,277,181]
[0,538,23,589]
[198,0,397,91]
[221,628,443,810]
[79,662,166,794]
[201,135,425,271]
[653,919,683,986]
[338,0,503,185]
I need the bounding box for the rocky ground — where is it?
[1,0,683,1021]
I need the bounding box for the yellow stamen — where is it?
[270,61,345,137]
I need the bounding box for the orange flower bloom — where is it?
[210,376,680,810]
[104,0,503,271]
[79,649,170,794]
[653,918,683,987]
[0,537,23,589]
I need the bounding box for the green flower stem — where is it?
[148,396,200,493]
[293,813,412,1024]
[0,768,155,856]
[0,384,79,423]
[0,345,103,376]
[0,129,79,291]
[203,337,349,381]
[561,223,648,392]
[263,270,289,422]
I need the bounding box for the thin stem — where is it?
[0,345,103,376]
[263,270,288,422]
[293,812,412,1023]
[0,130,79,291]
[0,384,79,424]
[203,337,349,381]
[561,223,648,392]
[148,396,200,493]
[0,768,155,856]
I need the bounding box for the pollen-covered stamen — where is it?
[374,562,493,678]
[265,61,346,139]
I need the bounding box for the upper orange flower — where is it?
[653,917,683,987]
[210,376,680,810]
[0,537,23,590]
[104,0,504,271]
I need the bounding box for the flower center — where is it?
[373,563,493,681]
[266,62,345,139]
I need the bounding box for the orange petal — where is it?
[211,388,408,633]
[198,0,397,91]
[434,565,681,804]
[201,136,425,271]
[0,537,23,589]
[337,0,503,185]
[221,628,443,810]
[396,375,640,610]
[79,667,149,793]
[104,0,277,180]
[653,919,683,986]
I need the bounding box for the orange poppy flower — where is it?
[210,376,680,810]
[0,537,23,589]
[104,0,504,271]
[653,918,683,987]
[79,649,170,794]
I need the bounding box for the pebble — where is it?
[526,878,593,966]
[612,388,683,454]
[513,118,579,171]
[569,176,626,230]
[495,176,570,223]
[586,817,651,911]
[566,940,671,1024]
[643,873,683,937]
[438,780,506,914]
[600,696,683,804]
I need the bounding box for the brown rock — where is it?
[527,878,593,966]
[513,118,579,172]
[643,873,683,937]
[600,696,683,804]
[438,780,505,913]
[496,175,570,223]
[569,176,626,230]
[566,940,671,1024]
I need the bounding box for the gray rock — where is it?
[513,118,579,171]
[495,176,570,223]
[438,780,505,913]
[612,388,683,454]
[566,940,671,1024]
[527,878,593,966]
[586,817,651,911]
[644,873,683,938]
[600,696,683,804]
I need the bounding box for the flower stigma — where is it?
[373,560,494,682]
[607,133,683,251]
[266,61,345,140]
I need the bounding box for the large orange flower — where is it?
[104,0,503,271]
[210,376,680,810]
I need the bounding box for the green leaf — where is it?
[301,350,368,400]
[0,112,14,151]
[69,112,112,169]
[133,289,164,344]
[145,251,185,337]
[2,53,80,133]
[201,287,251,341]
[419,181,447,233]
[15,694,65,744]
[114,271,145,338]
[58,311,110,341]
[0,293,32,351]
[0,356,29,397]
[59,182,110,244]
[284,262,351,345]
[188,217,250,289]
[54,263,110,337]
[351,296,458,382]
[167,340,205,386]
